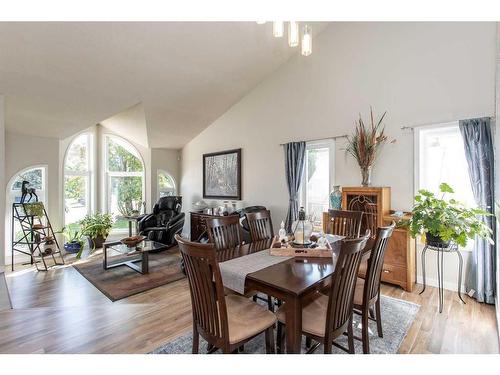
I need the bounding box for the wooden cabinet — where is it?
[341,187,391,236]
[341,187,415,292]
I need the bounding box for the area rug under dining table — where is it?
[152,294,419,354]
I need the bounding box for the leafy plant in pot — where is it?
[407,183,493,247]
[56,226,85,256]
[80,213,114,253]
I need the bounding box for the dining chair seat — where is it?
[276,292,330,338]
[226,294,277,344]
[353,277,365,306]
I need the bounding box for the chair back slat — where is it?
[175,234,229,346]
[246,210,274,241]
[363,203,378,239]
[205,215,243,250]
[364,222,395,303]
[324,209,363,238]
[326,235,369,338]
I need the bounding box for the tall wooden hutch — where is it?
[340,187,416,292]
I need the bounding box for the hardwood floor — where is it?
[0,273,12,311]
[0,253,498,354]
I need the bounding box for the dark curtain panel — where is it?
[284,142,306,233]
[459,117,495,304]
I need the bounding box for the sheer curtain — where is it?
[459,117,495,304]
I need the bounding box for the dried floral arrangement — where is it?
[345,107,395,185]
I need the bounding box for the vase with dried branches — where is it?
[345,108,395,186]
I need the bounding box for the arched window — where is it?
[104,135,145,231]
[157,169,176,198]
[63,133,92,229]
[5,166,48,260]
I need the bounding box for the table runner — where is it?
[219,249,292,294]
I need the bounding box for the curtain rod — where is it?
[279,134,348,146]
[400,116,495,131]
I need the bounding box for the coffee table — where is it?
[102,240,168,274]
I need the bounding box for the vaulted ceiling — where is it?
[0,22,328,148]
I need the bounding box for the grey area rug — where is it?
[151,295,419,354]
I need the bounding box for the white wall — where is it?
[151,148,181,205]
[181,22,497,290]
[4,131,61,264]
[0,96,5,273]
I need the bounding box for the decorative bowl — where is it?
[121,235,146,247]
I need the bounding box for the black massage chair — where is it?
[138,196,185,248]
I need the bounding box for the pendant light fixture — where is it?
[273,21,284,38]
[257,22,313,56]
[288,21,299,47]
[301,24,312,56]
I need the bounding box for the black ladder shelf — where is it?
[11,203,65,271]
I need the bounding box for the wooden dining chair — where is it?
[363,203,378,239]
[276,234,370,354]
[206,214,274,312]
[244,209,278,311]
[245,210,274,241]
[175,234,276,354]
[205,215,243,250]
[353,222,395,354]
[323,209,363,238]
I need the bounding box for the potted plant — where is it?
[80,213,114,250]
[56,226,85,257]
[407,183,493,247]
[23,202,45,218]
[345,108,395,186]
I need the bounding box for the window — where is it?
[64,133,92,229]
[300,140,335,230]
[5,166,48,259]
[158,170,176,198]
[104,135,145,232]
[416,122,475,249]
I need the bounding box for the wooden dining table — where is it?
[216,238,373,354]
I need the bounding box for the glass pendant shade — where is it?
[288,21,299,47]
[273,21,284,38]
[301,25,312,56]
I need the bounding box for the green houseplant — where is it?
[408,183,493,247]
[23,202,45,218]
[80,213,114,251]
[57,226,85,257]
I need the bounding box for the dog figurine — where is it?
[20,180,38,203]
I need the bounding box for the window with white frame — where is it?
[64,133,92,229]
[415,122,476,250]
[158,170,176,198]
[300,140,335,230]
[104,135,145,231]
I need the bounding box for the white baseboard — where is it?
[416,275,466,293]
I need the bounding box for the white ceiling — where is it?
[0,22,328,148]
